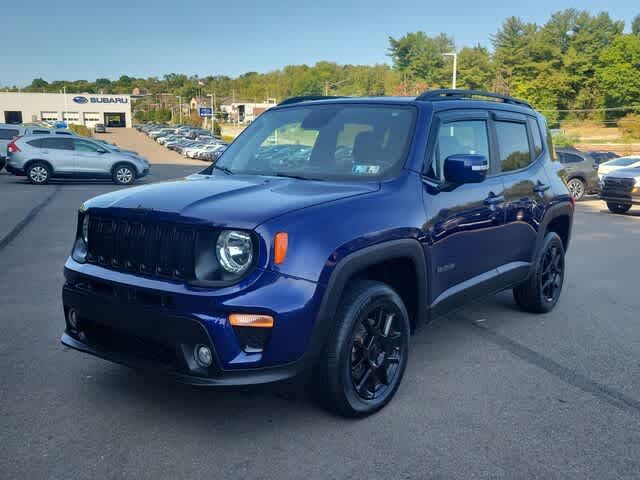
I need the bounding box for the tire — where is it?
[112,163,136,185]
[607,202,631,214]
[316,280,410,417]
[513,232,565,314]
[566,178,586,201]
[26,161,51,185]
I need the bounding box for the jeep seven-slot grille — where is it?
[86,216,197,280]
[603,177,635,197]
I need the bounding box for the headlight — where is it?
[216,230,254,274]
[635,178,640,187]
[82,214,89,244]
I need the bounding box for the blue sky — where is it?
[2,0,637,87]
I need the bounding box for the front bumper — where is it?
[61,261,325,386]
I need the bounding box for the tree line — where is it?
[7,9,640,125]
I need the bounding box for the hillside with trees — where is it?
[6,9,640,126]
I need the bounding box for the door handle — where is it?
[484,193,504,206]
[533,182,550,193]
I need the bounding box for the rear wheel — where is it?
[26,162,51,185]
[112,164,136,185]
[316,280,410,417]
[607,202,631,214]
[513,232,565,313]
[566,178,585,200]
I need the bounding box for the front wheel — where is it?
[607,202,631,214]
[513,232,565,313]
[317,280,410,417]
[112,164,136,185]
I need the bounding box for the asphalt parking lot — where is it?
[1,139,639,478]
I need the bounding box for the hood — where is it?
[604,167,640,180]
[84,173,379,229]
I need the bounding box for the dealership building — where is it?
[0,92,132,128]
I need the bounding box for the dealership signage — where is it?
[199,107,213,117]
[73,96,129,105]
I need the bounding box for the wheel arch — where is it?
[24,159,54,174]
[537,201,574,255]
[305,239,428,368]
[111,160,137,176]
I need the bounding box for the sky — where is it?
[2,0,637,87]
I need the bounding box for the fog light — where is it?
[195,345,213,367]
[68,309,79,330]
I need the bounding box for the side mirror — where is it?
[444,154,489,184]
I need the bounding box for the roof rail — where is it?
[415,89,532,109]
[277,95,348,106]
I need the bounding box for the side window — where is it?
[564,153,583,164]
[73,139,101,152]
[47,137,74,150]
[426,120,489,180]
[32,130,51,135]
[27,138,48,148]
[495,121,531,172]
[528,118,543,158]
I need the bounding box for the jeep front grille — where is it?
[86,216,197,280]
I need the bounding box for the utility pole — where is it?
[176,95,182,124]
[207,93,215,134]
[442,52,457,89]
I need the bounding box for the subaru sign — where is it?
[72,96,129,104]
[199,107,213,117]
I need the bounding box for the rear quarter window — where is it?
[0,129,19,140]
[27,138,49,148]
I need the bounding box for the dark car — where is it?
[61,90,574,416]
[555,148,600,200]
[589,150,619,166]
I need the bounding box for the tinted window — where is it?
[563,153,583,164]
[47,137,74,150]
[496,121,531,172]
[0,129,19,140]
[528,118,543,158]
[73,139,101,152]
[55,131,72,135]
[426,120,489,180]
[27,138,49,148]
[32,130,51,135]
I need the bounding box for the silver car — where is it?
[5,135,150,185]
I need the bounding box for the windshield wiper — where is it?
[212,165,233,175]
[270,172,322,181]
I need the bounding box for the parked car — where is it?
[61,90,573,416]
[5,135,149,185]
[94,123,106,134]
[555,148,600,200]
[597,156,640,179]
[589,150,619,166]
[600,166,640,214]
[0,124,27,169]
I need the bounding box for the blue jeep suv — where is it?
[61,90,574,416]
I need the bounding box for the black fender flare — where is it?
[303,238,428,368]
[535,200,574,256]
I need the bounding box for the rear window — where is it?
[27,138,49,148]
[0,128,19,140]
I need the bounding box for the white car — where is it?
[598,156,640,179]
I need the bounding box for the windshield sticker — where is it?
[352,165,381,175]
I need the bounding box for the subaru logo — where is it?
[73,96,89,104]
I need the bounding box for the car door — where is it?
[43,137,75,172]
[72,138,110,174]
[495,113,552,283]
[422,111,507,313]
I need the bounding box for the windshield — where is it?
[215,104,416,181]
[606,156,640,167]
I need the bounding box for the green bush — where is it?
[551,132,578,148]
[69,124,92,137]
[618,113,640,140]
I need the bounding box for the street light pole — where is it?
[442,52,457,89]
[176,96,182,124]
[206,94,215,135]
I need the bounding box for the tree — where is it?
[388,32,455,86]
[632,15,640,36]
[457,45,493,90]
[597,35,640,110]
